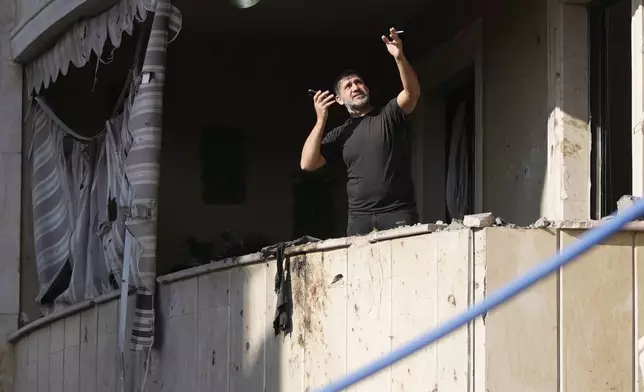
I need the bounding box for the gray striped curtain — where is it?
[126,0,182,351]
[29,99,131,315]
[28,0,181,351]
[28,25,144,316]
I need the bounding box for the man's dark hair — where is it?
[333,69,363,95]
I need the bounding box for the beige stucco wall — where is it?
[10,225,644,392]
[10,227,476,392]
[480,226,638,391]
[482,0,550,224]
[412,0,551,225]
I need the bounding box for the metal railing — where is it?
[316,199,644,392]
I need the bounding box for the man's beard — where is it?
[345,93,370,113]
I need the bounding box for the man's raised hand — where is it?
[313,90,336,120]
[382,27,403,59]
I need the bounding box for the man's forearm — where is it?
[395,54,420,97]
[300,118,327,171]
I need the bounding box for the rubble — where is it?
[441,219,466,231]
[463,213,495,228]
[530,217,551,229]
[494,216,517,228]
[617,195,643,219]
[549,220,595,229]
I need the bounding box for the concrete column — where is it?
[633,0,644,196]
[0,0,22,389]
[544,0,591,220]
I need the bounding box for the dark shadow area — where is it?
[590,0,632,218]
[41,24,148,137]
[32,0,555,274]
[157,31,407,274]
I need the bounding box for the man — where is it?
[300,27,421,236]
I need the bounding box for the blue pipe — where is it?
[316,199,644,392]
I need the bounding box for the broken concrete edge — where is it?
[617,195,641,213]
[7,287,136,344]
[551,220,644,230]
[157,219,644,285]
[8,225,446,343]
[13,218,644,344]
[157,223,448,284]
[463,212,495,228]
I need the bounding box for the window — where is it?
[589,0,632,218]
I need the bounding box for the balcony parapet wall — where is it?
[9,223,644,391]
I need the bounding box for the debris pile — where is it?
[617,195,643,219]
[433,193,644,232]
[530,217,552,229]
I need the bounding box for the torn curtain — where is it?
[28,0,181,351]
[29,95,138,314]
[27,0,153,95]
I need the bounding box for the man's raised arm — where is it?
[382,27,421,115]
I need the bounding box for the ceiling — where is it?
[174,0,432,35]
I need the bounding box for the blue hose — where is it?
[316,199,644,392]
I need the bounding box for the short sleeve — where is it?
[320,126,344,162]
[381,97,410,128]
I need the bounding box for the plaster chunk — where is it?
[617,195,641,214]
[463,213,495,228]
[531,217,552,229]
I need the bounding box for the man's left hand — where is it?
[382,27,403,59]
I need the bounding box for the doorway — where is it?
[443,66,476,221]
[589,0,632,218]
[410,21,483,224]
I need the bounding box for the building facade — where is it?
[1,0,643,390]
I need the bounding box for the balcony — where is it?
[9,223,644,391]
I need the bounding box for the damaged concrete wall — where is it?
[11,293,138,392]
[482,0,549,224]
[479,226,638,391]
[412,0,549,225]
[412,0,594,225]
[11,227,477,392]
[11,225,644,392]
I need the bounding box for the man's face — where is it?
[336,75,370,111]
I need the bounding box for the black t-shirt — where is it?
[320,97,416,215]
